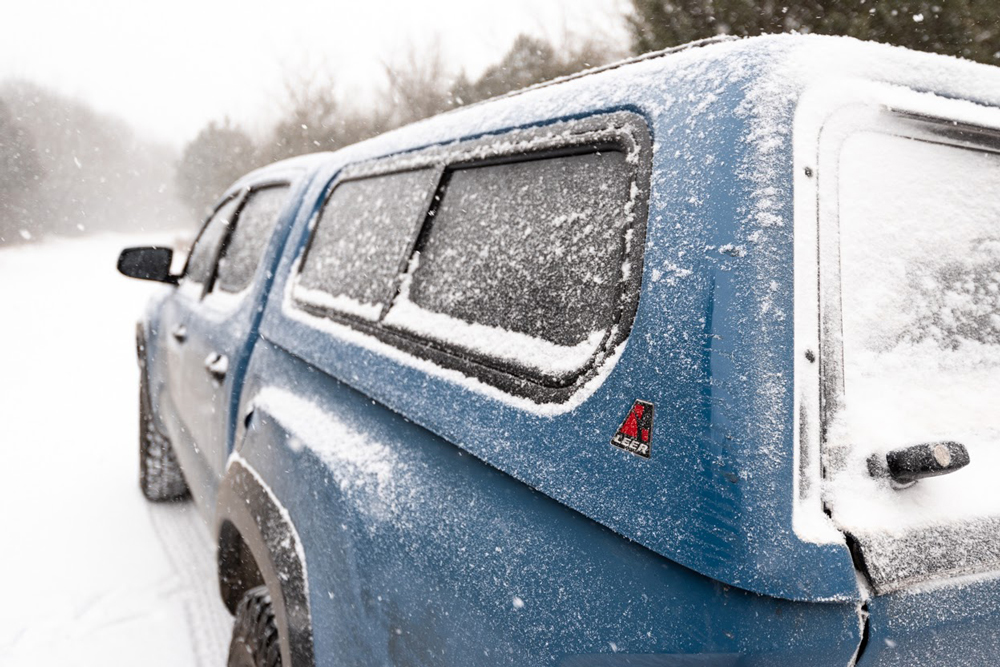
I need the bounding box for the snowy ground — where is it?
[0,235,232,666]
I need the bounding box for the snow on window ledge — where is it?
[383,294,606,380]
[292,284,382,322]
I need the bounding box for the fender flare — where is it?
[216,456,315,667]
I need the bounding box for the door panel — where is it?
[177,184,292,479]
[158,196,242,505]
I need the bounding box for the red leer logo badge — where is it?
[611,400,654,458]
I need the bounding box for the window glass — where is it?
[833,131,1000,522]
[383,151,632,379]
[215,185,290,293]
[294,168,437,320]
[185,196,240,286]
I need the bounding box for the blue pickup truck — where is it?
[118,35,1000,667]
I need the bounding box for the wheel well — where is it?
[215,458,315,666]
[218,519,266,614]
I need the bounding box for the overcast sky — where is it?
[2,0,629,148]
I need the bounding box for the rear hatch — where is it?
[819,103,1000,593]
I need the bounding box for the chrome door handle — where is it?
[204,352,228,380]
[171,324,187,343]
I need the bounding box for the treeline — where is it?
[179,1,1000,218]
[176,33,617,216]
[5,2,999,242]
[626,0,1000,63]
[0,80,185,245]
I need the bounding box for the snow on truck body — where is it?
[125,35,1000,666]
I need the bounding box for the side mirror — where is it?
[117,246,178,284]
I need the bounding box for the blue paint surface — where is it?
[859,575,1000,666]
[237,341,862,666]
[256,45,858,602]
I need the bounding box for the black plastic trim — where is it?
[850,600,871,667]
[216,459,314,667]
[181,191,242,288]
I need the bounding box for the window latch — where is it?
[868,441,970,488]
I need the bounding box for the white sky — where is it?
[2,0,630,148]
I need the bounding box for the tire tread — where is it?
[229,586,282,667]
[139,372,190,501]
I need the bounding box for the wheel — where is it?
[139,369,189,501]
[228,586,282,667]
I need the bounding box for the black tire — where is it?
[228,586,282,667]
[139,368,190,501]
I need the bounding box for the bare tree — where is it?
[261,65,395,164]
[380,44,455,127]
[261,69,342,163]
[176,25,625,212]
[451,32,622,107]
[176,118,257,219]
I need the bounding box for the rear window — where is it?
[823,126,1000,590]
[294,169,437,320]
[384,151,633,380]
[835,132,1000,501]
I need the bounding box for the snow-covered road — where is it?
[0,236,231,666]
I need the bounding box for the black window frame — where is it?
[182,191,244,296]
[289,112,652,402]
[819,112,1000,438]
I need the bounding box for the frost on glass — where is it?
[216,185,290,293]
[295,169,436,319]
[827,132,1000,548]
[405,151,631,348]
[186,197,239,286]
